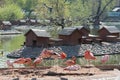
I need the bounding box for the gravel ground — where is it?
[0,65,120,80]
[7,42,120,58]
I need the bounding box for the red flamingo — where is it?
[101,54,109,64]
[60,52,67,59]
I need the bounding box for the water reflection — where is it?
[0,34,25,68]
[0,52,25,68]
[0,34,25,52]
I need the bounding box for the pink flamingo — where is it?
[39,49,53,58]
[7,57,33,76]
[33,57,43,67]
[7,58,33,68]
[13,58,26,65]
[84,50,96,66]
[64,56,76,67]
[84,50,96,60]
[84,50,96,74]
[6,60,14,68]
[101,54,109,64]
[6,60,15,76]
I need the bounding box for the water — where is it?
[0,34,25,52]
[0,52,26,68]
[0,34,25,68]
[0,52,15,68]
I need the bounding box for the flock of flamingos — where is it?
[6,47,109,71]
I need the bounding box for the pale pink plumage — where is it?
[6,60,14,68]
[101,54,109,63]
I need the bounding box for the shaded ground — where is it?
[0,65,120,80]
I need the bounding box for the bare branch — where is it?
[98,0,114,17]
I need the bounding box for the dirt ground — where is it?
[0,65,120,80]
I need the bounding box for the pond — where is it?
[0,34,25,68]
[0,34,25,52]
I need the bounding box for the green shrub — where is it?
[0,4,24,21]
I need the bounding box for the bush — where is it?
[0,4,24,21]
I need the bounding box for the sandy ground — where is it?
[0,65,120,80]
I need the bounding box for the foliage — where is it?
[0,4,24,21]
[0,34,25,52]
[0,0,119,25]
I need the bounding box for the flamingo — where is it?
[64,56,77,72]
[7,57,33,68]
[6,60,15,76]
[84,50,96,60]
[13,58,26,64]
[50,48,67,72]
[33,57,43,67]
[64,56,76,66]
[39,49,53,58]
[84,50,96,74]
[101,54,109,64]
[6,60,14,68]
[23,58,33,67]
[84,50,96,67]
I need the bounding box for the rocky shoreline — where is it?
[7,42,120,59]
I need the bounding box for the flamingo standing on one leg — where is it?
[84,50,96,66]
[84,50,96,74]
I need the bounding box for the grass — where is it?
[29,54,120,67]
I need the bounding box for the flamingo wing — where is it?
[14,58,25,64]
[64,60,75,66]
[24,58,32,65]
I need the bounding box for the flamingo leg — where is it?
[88,60,90,73]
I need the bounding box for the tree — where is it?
[91,0,114,27]
[36,0,70,29]
[0,4,24,21]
